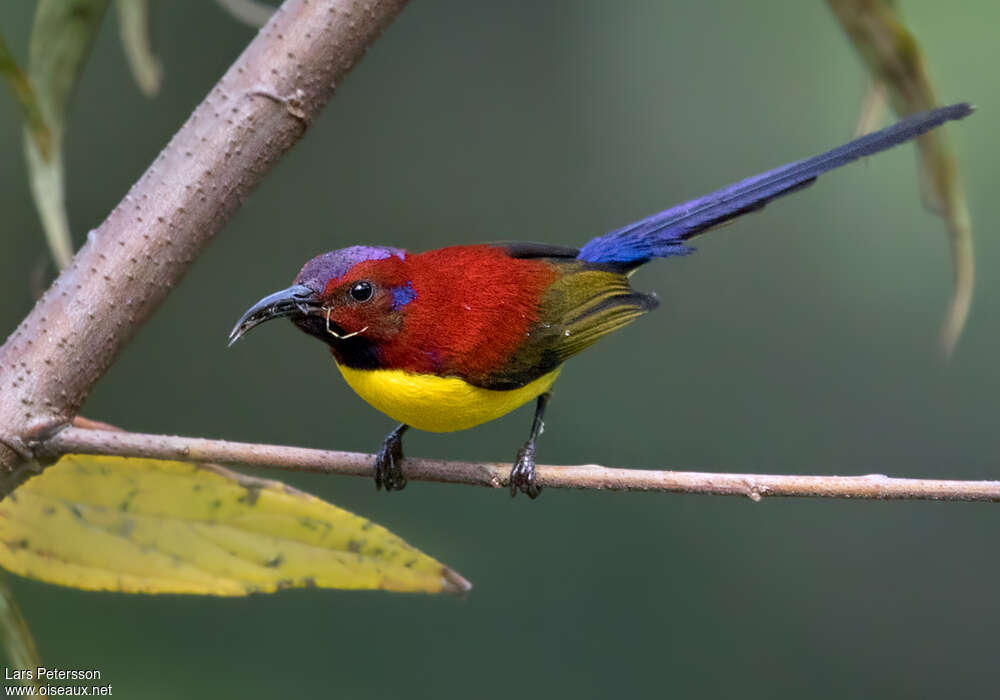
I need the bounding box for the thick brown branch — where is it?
[0,0,409,482]
[37,427,1000,501]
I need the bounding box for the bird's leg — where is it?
[510,392,551,499]
[374,423,409,492]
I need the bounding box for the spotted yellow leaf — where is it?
[0,455,470,596]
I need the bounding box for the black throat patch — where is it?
[292,316,381,370]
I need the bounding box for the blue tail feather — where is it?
[577,103,973,266]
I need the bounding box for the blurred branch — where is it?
[36,427,1000,502]
[0,0,410,495]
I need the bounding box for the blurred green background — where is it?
[1,1,997,697]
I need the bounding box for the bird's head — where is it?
[228,245,415,358]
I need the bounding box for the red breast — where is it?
[378,246,558,377]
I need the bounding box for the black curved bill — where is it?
[228,284,321,346]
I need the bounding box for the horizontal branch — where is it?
[37,427,1000,501]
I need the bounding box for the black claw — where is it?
[374,426,408,492]
[510,441,542,499]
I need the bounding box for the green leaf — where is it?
[0,33,51,160]
[115,0,161,97]
[0,578,42,690]
[853,79,887,138]
[0,581,42,688]
[25,0,111,269]
[215,0,275,28]
[0,455,471,597]
[827,0,974,357]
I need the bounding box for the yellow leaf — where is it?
[0,455,470,597]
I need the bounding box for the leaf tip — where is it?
[441,567,472,596]
[938,279,973,362]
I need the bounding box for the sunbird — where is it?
[230,103,972,498]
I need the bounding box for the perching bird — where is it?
[230,103,972,498]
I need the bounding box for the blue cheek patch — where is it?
[391,282,417,310]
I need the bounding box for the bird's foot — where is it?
[509,441,542,499]
[374,430,407,492]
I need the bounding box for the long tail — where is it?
[577,103,973,266]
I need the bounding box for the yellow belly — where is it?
[335,364,562,433]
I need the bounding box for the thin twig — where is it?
[36,427,1000,502]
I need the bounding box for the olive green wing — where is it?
[476,261,658,389]
[539,263,658,360]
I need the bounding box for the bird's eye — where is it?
[349,281,374,302]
